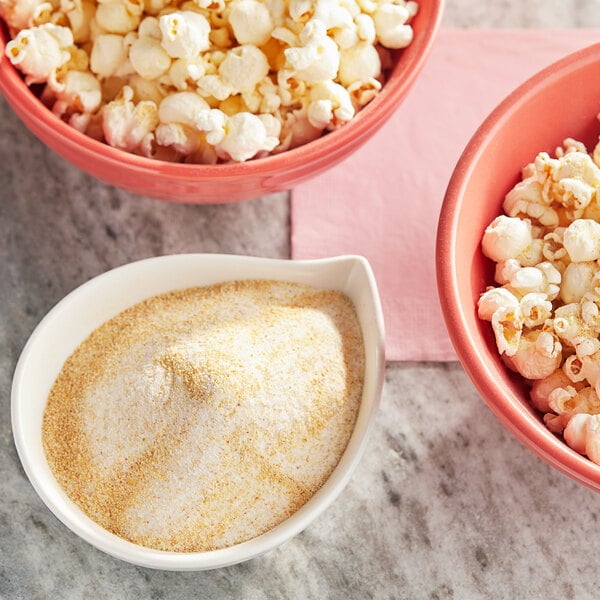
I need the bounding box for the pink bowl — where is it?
[437,42,600,492]
[0,1,444,203]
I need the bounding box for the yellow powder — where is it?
[42,280,365,552]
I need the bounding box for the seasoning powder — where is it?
[42,280,365,552]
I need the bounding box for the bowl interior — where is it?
[0,1,444,202]
[437,42,600,491]
[11,254,385,570]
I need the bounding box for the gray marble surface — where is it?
[3,1,600,599]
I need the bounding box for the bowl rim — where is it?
[0,0,445,181]
[11,253,386,570]
[436,41,600,491]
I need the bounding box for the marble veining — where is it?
[3,2,600,599]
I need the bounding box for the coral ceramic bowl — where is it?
[11,254,385,570]
[436,42,600,492]
[0,1,443,204]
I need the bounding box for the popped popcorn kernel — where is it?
[560,261,599,304]
[158,90,210,127]
[90,33,131,78]
[159,10,210,59]
[338,40,380,87]
[482,215,534,263]
[373,2,414,49]
[95,0,143,34]
[198,110,279,161]
[228,0,273,46]
[490,304,523,357]
[530,369,574,413]
[307,80,354,130]
[284,20,340,83]
[6,23,73,84]
[52,69,102,116]
[0,0,53,29]
[563,218,600,262]
[504,330,562,380]
[218,44,270,94]
[168,56,206,90]
[129,34,172,79]
[102,84,159,154]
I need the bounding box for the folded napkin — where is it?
[290,29,600,362]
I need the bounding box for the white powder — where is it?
[42,280,365,552]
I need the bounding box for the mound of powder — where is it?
[42,280,364,552]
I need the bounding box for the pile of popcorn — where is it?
[478,133,600,465]
[1,0,418,162]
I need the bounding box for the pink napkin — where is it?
[290,29,600,362]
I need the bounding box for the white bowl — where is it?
[11,254,385,571]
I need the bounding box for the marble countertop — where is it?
[3,1,600,599]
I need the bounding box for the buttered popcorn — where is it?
[1,0,419,163]
[478,131,600,467]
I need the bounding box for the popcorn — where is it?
[307,80,354,130]
[196,73,234,100]
[311,0,354,31]
[477,287,519,321]
[480,137,600,467]
[129,34,172,79]
[137,13,159,37]
[549,385,600,416]
[338,40,380,87]
[503,172,559,228]
[482,215,534,263]
[102,85,158,154]
[155,122,200,155]
[277,105,323,151]
[5,23,73,85]
[490,304,523,357]
[530,369,574,413]
[0,0,53,29]
[373,2,414,49]
[519,292,552,328]
[197,110,280,161]
[495,259,560,300]
[3,0,419,162]
[355,13,375,44]
[563,413,591,454]
[158,91,210,126]
[564,350,600,391]
[504,330,562,380]
[563,219,600,262]
[287,0,311,21]
[168,57,206,90]
[284,20,340,83]
[159,10,210,59]
[90,33,131,78]
[564,413,600,463]
[580,280,600,333]
[155,92,211,155]
[62,0,95,43]
[51,69,103,116]
[95,0,143,34]
[218,45,270,94]
[127,74,166,103]
[560,261,599,304]
[228,0,274,46]
[550,151,600,216]
[542,228,568,269]
[552,302,595,350]
[193,0,225,10]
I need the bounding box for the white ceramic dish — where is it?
[11,253,385,571]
